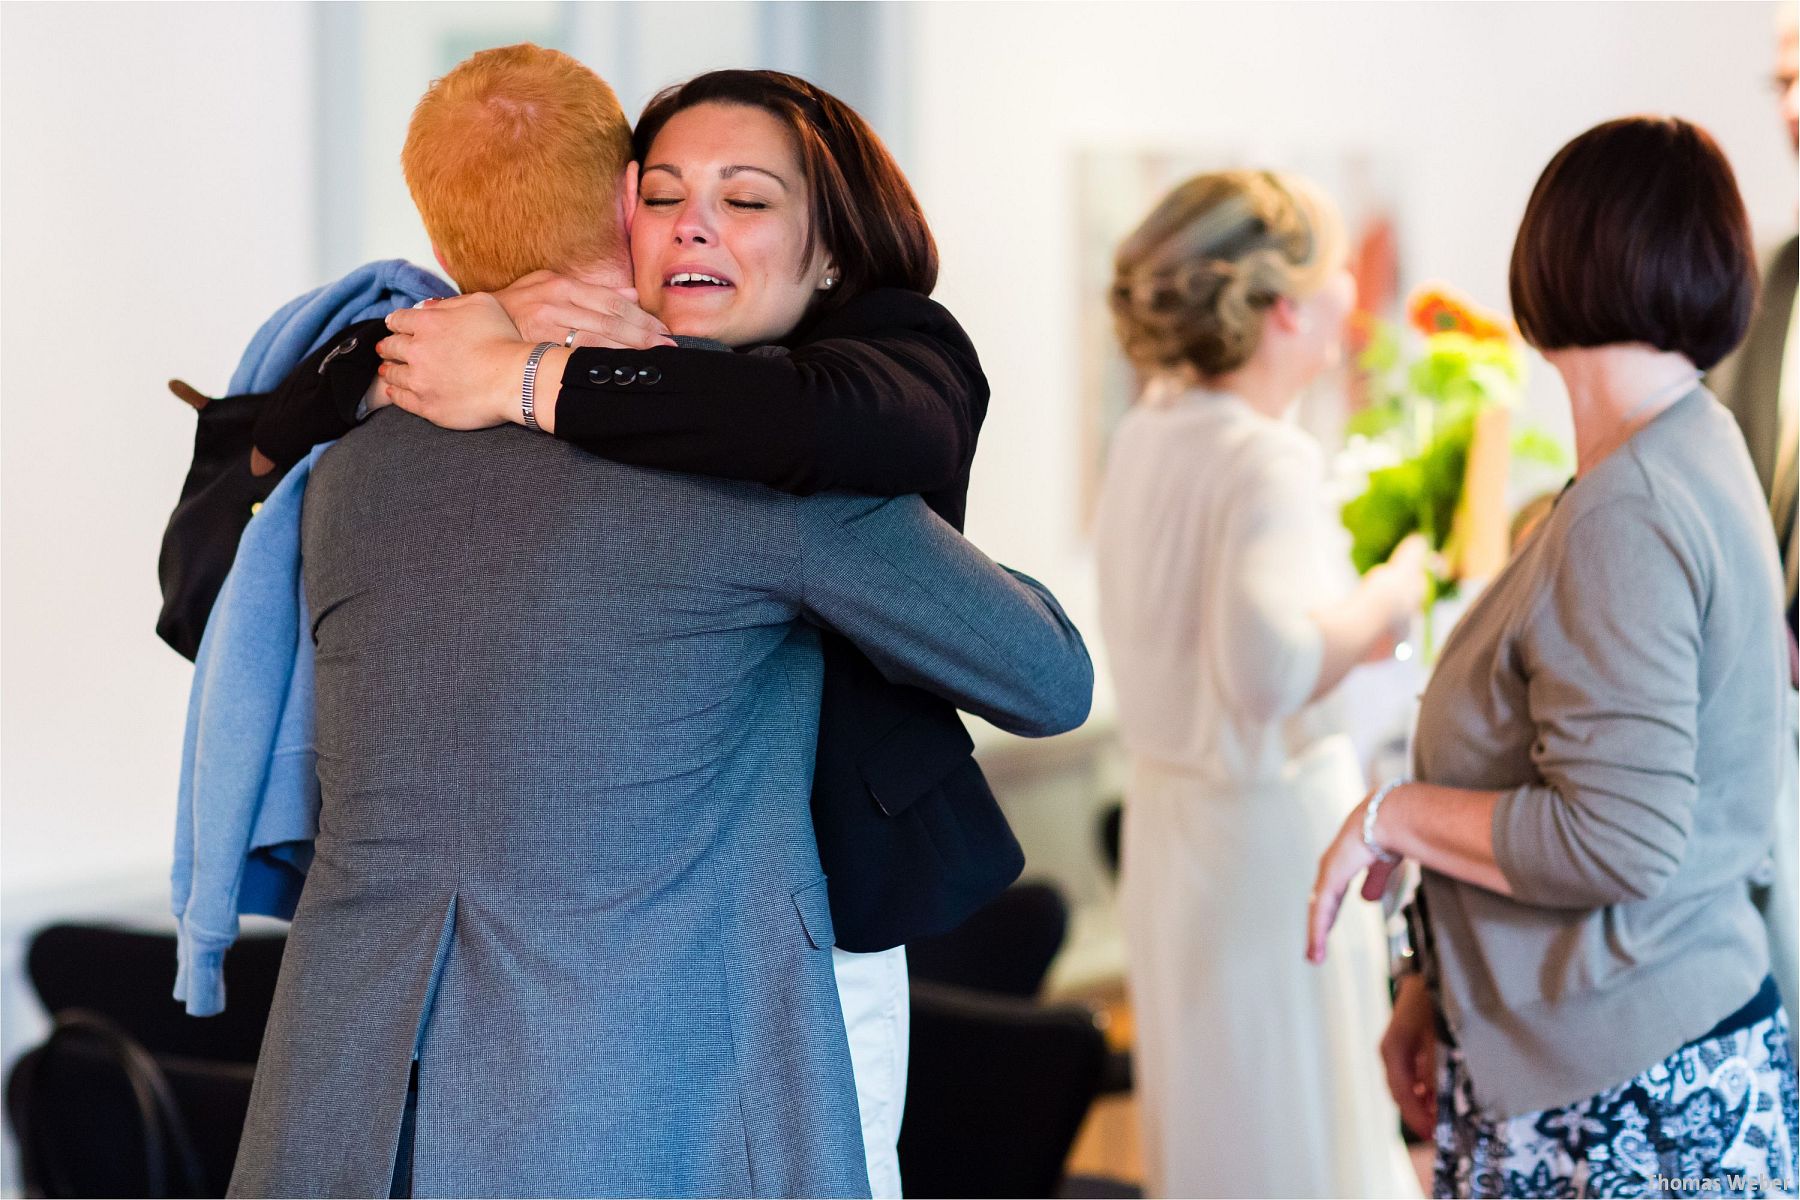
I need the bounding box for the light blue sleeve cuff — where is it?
[174,928,229,1017]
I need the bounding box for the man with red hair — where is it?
[400,44,635,296]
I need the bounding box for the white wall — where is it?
[1,1,316,896]
[904,0,1798,721]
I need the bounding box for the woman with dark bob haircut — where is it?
[223,69,1026,1199]
[1308,116,1797,1197]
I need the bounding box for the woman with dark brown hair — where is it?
[1308,116,1798,1197]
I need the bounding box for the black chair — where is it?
[907,881,1068,998]
[25,923,285,1063]
[6,1011,256,1198]
[6,924,285,1197]
[898,981,1110,1199]
[908,877,1135,1098]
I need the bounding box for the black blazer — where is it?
[158,287,1024,952]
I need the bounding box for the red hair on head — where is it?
[402,44,633,294]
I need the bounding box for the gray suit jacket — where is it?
[229,410,1091,1198]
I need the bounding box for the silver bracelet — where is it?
[1363,778,1406,864]
[521,341,555,432]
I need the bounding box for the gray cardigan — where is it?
[1412,387,1788,1118]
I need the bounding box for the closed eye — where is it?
[726,199,770,211]
[640,196,681,208]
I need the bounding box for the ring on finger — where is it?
[564,328,580,348]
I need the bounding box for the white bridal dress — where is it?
[1096,383,1420,1199]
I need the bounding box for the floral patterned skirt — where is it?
[1434,979,1799,1198]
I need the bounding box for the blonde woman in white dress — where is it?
[1096,170,1425,1198]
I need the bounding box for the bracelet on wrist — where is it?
[521,342,554,432]
[1363,778,1406,864]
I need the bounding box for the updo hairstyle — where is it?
[1110,170,1344,377]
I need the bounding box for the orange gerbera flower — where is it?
[1407,285,1515,341]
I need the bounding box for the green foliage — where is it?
[1418,414,1473,544]
[1340,308,1574,626]
[1345,394,1408,440]
[1342,460,1422,575]
[1407,333,1526,410]
[1340,415,1474,574]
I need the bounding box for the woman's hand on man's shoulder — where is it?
[494,270,676,351]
